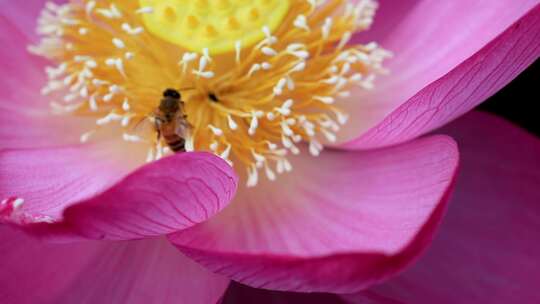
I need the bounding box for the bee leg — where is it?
[154,120,162,142]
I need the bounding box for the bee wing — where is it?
[131,116,156,138]
[175,115,193,138]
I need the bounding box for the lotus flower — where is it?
[1,0,539,303]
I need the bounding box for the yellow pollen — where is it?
[139,0,291,54]
[29,0,390,187]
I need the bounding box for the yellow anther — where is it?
[139,0,291,54]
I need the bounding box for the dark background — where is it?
[479,59,539,136]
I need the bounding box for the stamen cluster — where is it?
[31,0,390,187]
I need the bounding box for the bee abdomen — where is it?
[167,137,186,152]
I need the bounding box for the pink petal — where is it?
[344,112,540,303]
[0,148,238,241]
[0,225,229,304]
[0,1,86,149]
[169,135,459,293]
[0,0,49,40]
[223,283,345,304]
[0,1,48,104]
[339,1,540,148]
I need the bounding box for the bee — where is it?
[152,88,193,152]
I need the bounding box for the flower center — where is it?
[30,0,390,187]
[139,0,291,54]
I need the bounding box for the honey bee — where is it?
[152,88,193,152]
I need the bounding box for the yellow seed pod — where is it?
[139,0,290,55]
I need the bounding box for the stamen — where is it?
[235,40,242,63]
[208,125,224,137]
[112,38,126,49]
[136,7,154,14]
[227,115,238,130]
[80,130,96,143]
[293,15,310,32]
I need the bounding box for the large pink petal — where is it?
[339,1,540,148]
[0,225,229,304]
[169,135,459,293]
[223,283,345,304]
[344,112,540,303]
[0,149,238,241]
